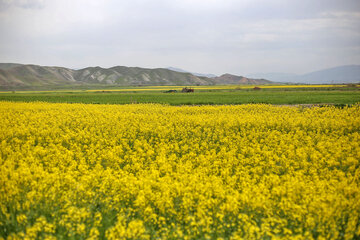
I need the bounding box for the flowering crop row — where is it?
[0,102,359,239]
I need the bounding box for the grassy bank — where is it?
[0,89,359,105]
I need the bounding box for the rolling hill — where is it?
[248,65,360,84]
[213,74,272,85]
[0,64,215,88]
[298,65,360,84]
[0,63,272,89]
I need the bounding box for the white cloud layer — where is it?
[0,0,359,75]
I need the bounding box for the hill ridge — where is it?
[0,63,272,89]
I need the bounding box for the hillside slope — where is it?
[0,63,273,88]
[248,65,360,84]
[0,65,76,87]
[298,65,360,84]
[213,74,272,85]
[0,64,217,88]
[74,66,216,85]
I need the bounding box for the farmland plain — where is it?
[0,85,359,105]
[0,84,359,239]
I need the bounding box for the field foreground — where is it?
[1,102,360,239]
[0,87,359,106]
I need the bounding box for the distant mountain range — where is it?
[166,67,217,78]
[0,63,271,89]
[248,65,360,84]
[2,63,356,89]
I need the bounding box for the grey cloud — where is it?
[0,0,359,75]
[0,0,45,10]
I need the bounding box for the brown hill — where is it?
[213,74,272,85]
[0,63,273,89]
[0,64,76,87]
[0,64,216,88]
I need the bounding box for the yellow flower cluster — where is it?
[0,102,359,239]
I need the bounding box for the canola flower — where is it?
[0,101,359,239]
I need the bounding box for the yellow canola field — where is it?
[0,102,359,240]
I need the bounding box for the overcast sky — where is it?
[0,0,359,75]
